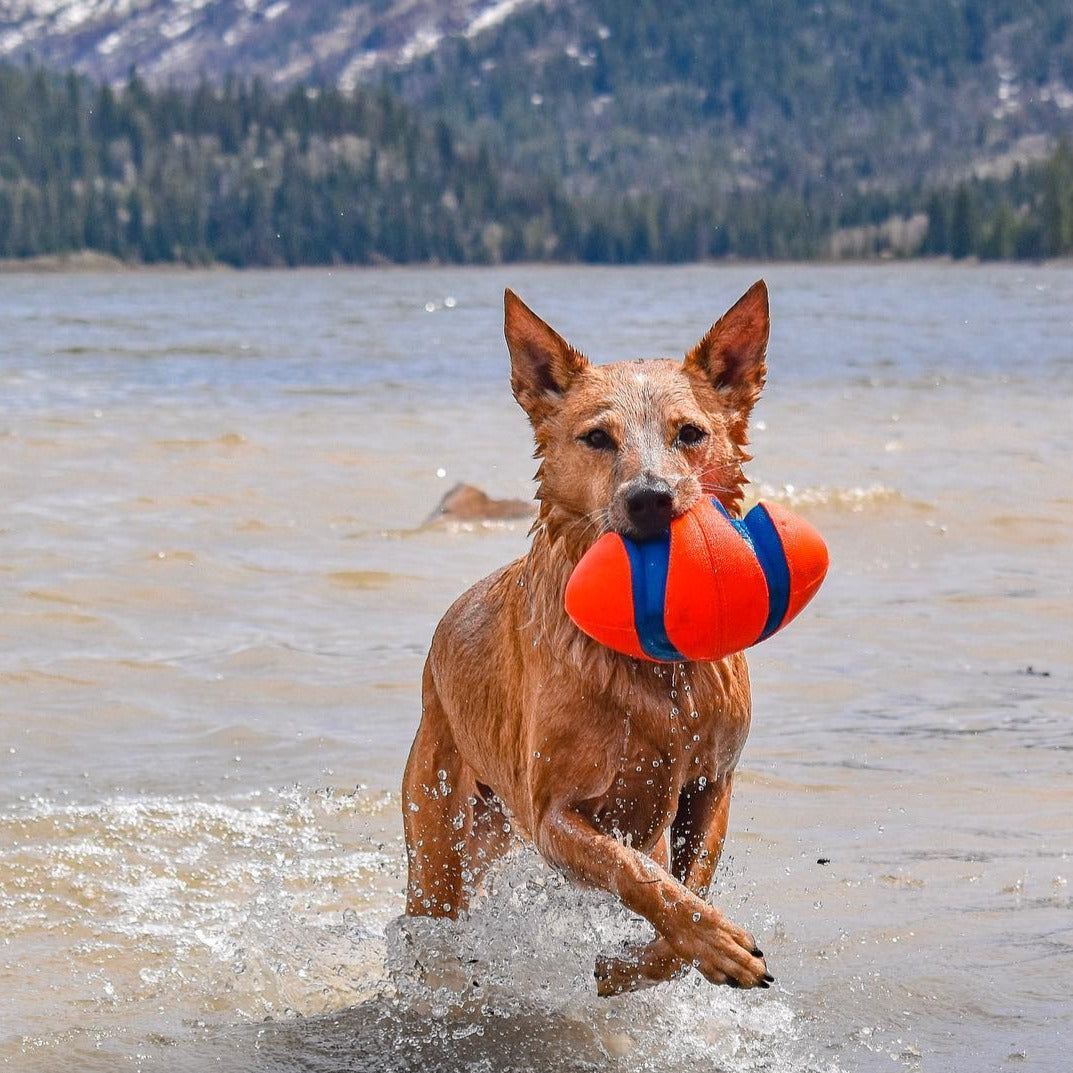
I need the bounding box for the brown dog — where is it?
[402,282,773,994]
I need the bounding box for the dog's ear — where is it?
[505,289,589,425]
[683,280,768,418]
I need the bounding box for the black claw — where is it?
[752,947,764,958]
[725,978,741,988]
[757,979,770,989]
[763,973,775,983]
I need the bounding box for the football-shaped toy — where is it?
[564,497,828,663]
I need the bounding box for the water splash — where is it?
[3,792,840,1072]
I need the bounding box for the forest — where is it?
[1,62,1072,265]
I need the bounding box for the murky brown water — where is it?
[1,264,1071,1071]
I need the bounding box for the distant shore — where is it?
[0,251,132,274]
[0,251,237,274]
[3,248,1070,275]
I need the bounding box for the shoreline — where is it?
[3,248,1071,276]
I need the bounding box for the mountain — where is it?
[2,2,1073,264]
[0,1,536,90]
[382,0,1073,198]
[2,0,1072,197]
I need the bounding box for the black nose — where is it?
[625,482,674,538]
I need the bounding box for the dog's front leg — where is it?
[594,773,746,994]
[538,803,770,990]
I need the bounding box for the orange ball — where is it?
[565,498,828,663]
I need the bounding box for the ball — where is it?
[564,497,829,663]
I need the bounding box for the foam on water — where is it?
[2,790,394,1054]
[749,482,926,515]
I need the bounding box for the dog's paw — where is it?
[594,937,688,996]
[667,908,773,990]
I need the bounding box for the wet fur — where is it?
[402,282,773,993]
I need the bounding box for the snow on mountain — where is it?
[0,0,541,87]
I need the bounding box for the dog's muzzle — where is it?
[623,478,675,539]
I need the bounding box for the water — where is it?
[1,263,1071,1071]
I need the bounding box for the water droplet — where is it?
[408,802,420,812]
[670,707,680,716]
[437,769,448,780]
[692,911,702,922]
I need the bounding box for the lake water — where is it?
[1,263,1071,1072]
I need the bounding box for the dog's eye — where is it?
[676,424,707,447]
[580,428,615,451]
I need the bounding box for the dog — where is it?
[402,282,773,994]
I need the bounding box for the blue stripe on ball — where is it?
[623,531,684,662]
[744,503,791,640]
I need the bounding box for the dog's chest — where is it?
[584,665,750,843]
[609,659,750,769]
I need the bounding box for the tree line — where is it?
[1,63,1072,265]
[920,142,1073,260]
[0,63,556,265]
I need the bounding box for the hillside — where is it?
[2,0,1072,197]
[0,64,557,265]
[2,2,1073,264]
[388,0,1073,196]
[0,1,536,89]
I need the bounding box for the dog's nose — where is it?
[625,482,674,538]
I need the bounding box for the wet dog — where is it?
[402,283,773,994]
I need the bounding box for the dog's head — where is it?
[505,282,769,554]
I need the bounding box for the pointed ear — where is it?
[683,280,769,415]
[504,289,589,425]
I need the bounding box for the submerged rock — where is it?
[426,483,534,524]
